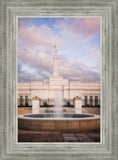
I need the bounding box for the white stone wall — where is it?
[18,78,100,106]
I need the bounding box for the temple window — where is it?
[84,96,88,105]
[90,96,93,106]
[25,96,29,106]
[95,96,98,106]
[20,96,23,106]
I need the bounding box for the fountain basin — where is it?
[18,113,100,132]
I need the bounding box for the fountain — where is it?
[18,93,100,132]
[18,113,100,132]
[18,92,100,132]
[54,90,64,117]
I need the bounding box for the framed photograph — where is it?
[18,17,101,143]
[0,0,118,159]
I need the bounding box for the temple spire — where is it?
[53,45,59,76]
[54,45,57,54]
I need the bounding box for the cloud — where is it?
[18,20,63,47]
[18,42,100,82]
[58,54,100,82]
[18,43,54,82]
[85,45,100,61]
[18,18,100,82]
[55,18,100,42]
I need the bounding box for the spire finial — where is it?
[54,45,57,53]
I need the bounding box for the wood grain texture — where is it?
[0,0,118,159]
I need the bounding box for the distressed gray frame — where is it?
[0,0,118,159]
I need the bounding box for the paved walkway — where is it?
[18,130,100,142]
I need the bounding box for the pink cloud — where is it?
[18,18,100,82]
[85,45,100,58]
[84,18,100,33]
[18,42,100,82]
[55,18,100,42]
[18,22,63,47]
[18,43,53,73]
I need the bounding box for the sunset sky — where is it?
[18,17,100,82]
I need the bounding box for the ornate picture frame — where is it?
[0,0,118,159]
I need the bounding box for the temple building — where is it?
[18,46,100,107]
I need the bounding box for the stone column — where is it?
[32,96,40,114]
[74,96,82,114]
